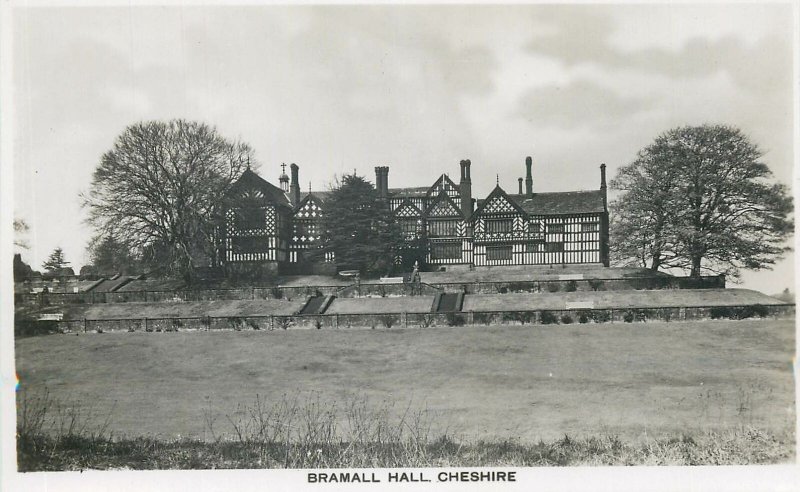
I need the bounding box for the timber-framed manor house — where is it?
[218,157,610,274]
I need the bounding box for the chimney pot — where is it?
[525,156,533,197]
[518,178,523,195]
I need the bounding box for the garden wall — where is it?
[15,275,725,307]
[430,275,726,294]
[45,302,794,335]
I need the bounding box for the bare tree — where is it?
[83,120,254,281]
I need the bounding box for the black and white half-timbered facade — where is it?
[218,155,609,275]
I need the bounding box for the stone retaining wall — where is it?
[48,302,793,334]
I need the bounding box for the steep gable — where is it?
[472,186,527,217]
[425,191,463,218]
[394,199,423,217]
[226,169,292,209]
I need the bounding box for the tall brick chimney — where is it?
[374,166,384,198]
[600,163,607,208]
[518,178,523,195]
[459,159,472,218]
[290,163,300,207]
[525,156,533,197]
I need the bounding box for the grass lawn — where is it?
[15,319,795,443]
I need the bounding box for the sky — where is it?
[8,3,796,293]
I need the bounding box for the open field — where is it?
[15,319,795,447]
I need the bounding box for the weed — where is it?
[275,317,293,330]
[419,314,436,328]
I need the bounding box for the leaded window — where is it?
[486,245,512,261]
[431,242,461,260]
[428,219,459,238]
[546,242,564,253]
[486,218,512,234]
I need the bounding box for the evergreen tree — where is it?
[42,247,70,275]
[314,173,403,277]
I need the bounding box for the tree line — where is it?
[15,120,792,284]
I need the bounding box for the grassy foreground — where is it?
[17,390,793,470]
[15,319,795,468]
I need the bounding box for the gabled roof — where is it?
[426,174,460,198]
[424,190,463,218]
[297,191,331,209]
[508,190,606,215]
[472,185,527,217]
[394,198,424,217]
[226,169,292,208]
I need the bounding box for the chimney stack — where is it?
[525,156,533,197]
[600,163,607,190]
[600,163,607,209]
[290,163,301,206]
[375,166,384,198]
[459,159,473,218]
[374,166,389,199]
[518,178,523,195]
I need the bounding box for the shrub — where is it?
[200,316,212,331]
[472,312,493,326]
[588,279,604,291]
[565,281,578,292]
[737,304,769,319]
[710,306,733,319]
[540,311,558,324]
[446,313,465,327]
[560,314,574,324]
[623,310,647,323]
[577,311,590,324]
[270,287,283,300]
[710,304,771,320]
[275,317,293,330]
[247,319,261,330]
[546,282,560,293]
[507,282,532,293]
[313,317,323,330]
[591,310,611,323]
[497,286,508,294]
[228,317,244,331]
[379,315,396,329]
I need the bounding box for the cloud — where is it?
[515,80,653,129]
[524,6,792,93]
